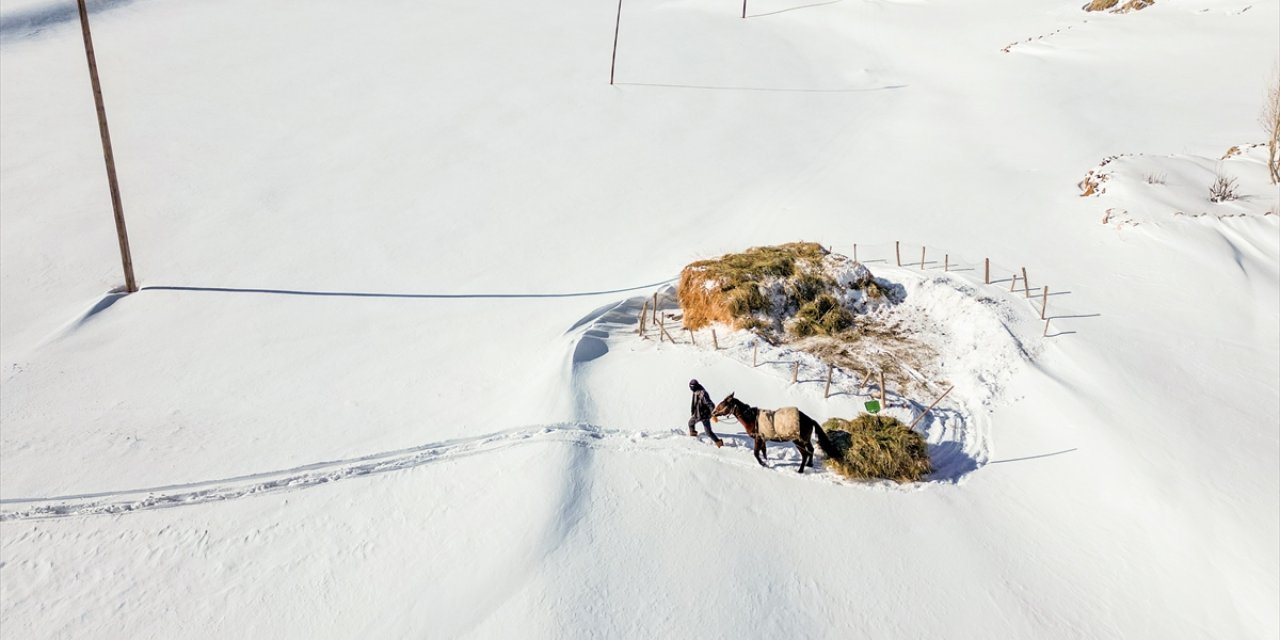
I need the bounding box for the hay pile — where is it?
[821,414,932,483]
[677,242,899,339]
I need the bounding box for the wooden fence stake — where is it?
[879,371,886,408]
[792,361,800,384]
[944,254,949,272]
[1043,318,1051,337]
[1040,286,1049,319]
[711,329,719,350]
[686,328,696,345]
[853,243,858,262]
[895,241,901,266]
[638,300,648,334]
[752,342,758,367]
[659,321,676,343]
[984,258,990,284]
[1022,267,1030,297]
[1010,273,1018,292]
[908,386,955,431]
[741,0,747,18]
[920,246,926,270]
[823,365,834,398]
[859,368,874,392]
[652,292,658,323]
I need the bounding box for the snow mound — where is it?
[1079,144,1278,227]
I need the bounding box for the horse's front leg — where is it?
[753,437,767,467]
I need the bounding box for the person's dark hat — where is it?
[689,379,700,389]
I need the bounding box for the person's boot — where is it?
[688,429,698,437]
[714,438,724,448]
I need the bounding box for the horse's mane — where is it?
[730,397,759,424]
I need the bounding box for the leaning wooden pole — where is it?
[908,386,955,431]
[609,0,624,85]
[77,0,137,293]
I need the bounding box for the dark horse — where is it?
[711,393,839,473]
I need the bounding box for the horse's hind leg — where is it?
[795,440,813,473]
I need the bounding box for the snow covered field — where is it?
[1,0,1277,637]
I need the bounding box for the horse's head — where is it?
[711,392,739,421]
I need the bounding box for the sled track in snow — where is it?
[0,423,918,521]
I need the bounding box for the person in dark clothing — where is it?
[688,379,723,447]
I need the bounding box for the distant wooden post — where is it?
[1021,267,1030,297]
[852,243,858,262]
[1010,273,1018,292]
[1040,286,1049,319]
[792,362,800,384]
[920,246,926,269]
[638,300,648,334]
[77,0,137,294]
[1043,318,1051,337]
[711,329,719,350]
[984,258,990,284]
[944,254,949,272]
[652,292,658,323]
[752,342,758,367]
[908,386,955,431]
[823,365,834,398]
[895,241,901,266]
[879,371,886,408]
[686,328,696,345]
[609,0,624,84]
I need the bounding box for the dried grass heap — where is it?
[677,242,898,339]
[821,414,932,483]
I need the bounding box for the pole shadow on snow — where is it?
[988,448,1078,464]
[139,281,675,301]
[747,0,844,18]
[616,82,907,94]
[0,0,134,39]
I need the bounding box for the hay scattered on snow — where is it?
[822,414,932,483]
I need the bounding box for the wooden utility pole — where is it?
[609,0,624,84]
[77,0,136,293]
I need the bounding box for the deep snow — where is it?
[1,0,1278,637]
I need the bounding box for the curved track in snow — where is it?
[0,424,873,521]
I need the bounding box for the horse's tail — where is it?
[805,413,841,460]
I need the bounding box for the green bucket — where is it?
[864,400,881,414]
